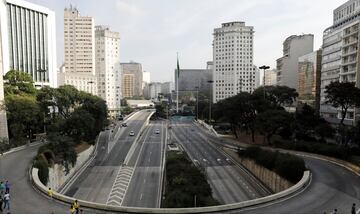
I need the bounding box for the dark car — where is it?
[122,123,127,127]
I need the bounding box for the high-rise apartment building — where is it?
[276,34,314,90]
[298,50,322,113]
[121,62,143,98]
[64,6,95,75]
[213,21,256,103]
[0,0,57,87]
[321,0,360,125]
[61,6,97,95]
[95,26,121,116]
[264,69,278,86]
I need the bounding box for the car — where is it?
[129,131,135,136]
[122,123,127,127]
[155,129,160,134]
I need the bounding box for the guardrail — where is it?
[31,167,310,213]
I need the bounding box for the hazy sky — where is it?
[27,0,345,82]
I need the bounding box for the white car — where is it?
[155,129,160,134]
[129,131,135,136]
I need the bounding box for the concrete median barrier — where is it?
[32,166,311,213]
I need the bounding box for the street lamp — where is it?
[195,86,199,120]
[259,65,270,99]
[207,80,214,124]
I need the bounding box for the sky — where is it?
[27,0,345,82]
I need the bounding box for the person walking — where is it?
[48,188,53,198]
[352,203,356,214]
[70,205,76,214]
[0,181,4,195]
[4,181,10,193]
[3,192,10,210]
[73,200,80,214]
[0,195,3,212]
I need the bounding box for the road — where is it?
[121,120,166,208]
[65,110,153,204]
[171,119,269,204]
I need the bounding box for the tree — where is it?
[256,109,292,144]
[64,108,95,142]
[5,94,41,141]
[325,81,360,125]
[54,85,80,118]
[253,85,298,109]
[3,70,36,95]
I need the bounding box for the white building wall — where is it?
[213,21,256,103]
[0,0,57,87]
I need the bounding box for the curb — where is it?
[2,141,44,156]
[31,167,310,213]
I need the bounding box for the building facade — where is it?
[121,62,143,98]
[95,25,121,116]
[276,34,314,90]
[264,69,278,86]
[0,0,57,87]
[0,27,8,139]
[58,69,97,94]
[298,50,322,113]
[321,0,360,125]
[213,22,256,103]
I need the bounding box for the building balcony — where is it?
[343,30,358,38]
[342,50,357,57]
[341,60,357,66]
[342,40,358,48]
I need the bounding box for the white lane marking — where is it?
[140,193,143,200]
[143,178,146,184]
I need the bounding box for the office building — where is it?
[213,21,256,103]
[121,62,143,98]
[0,29,8,139]
[264,69,278,86]
[276,34,314,90]
[321,0,360,125]
[95,26,121,116]
[0,0,57,87]
[298,50,322,113]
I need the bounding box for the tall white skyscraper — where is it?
[213,21,256,103]
[95,25,121,117]
[60,6,97,95]
[0,0,57,88]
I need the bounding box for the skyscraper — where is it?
[0,27,8,139]
[213,21,256,103]
[95,25,121,117]
[121,62,143,98]
[276,34,314,90]
[0,0,57,87]
[321,0,360,125]
[60,6,97,95]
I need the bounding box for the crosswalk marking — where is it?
[106,166,134,206]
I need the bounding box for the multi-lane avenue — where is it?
[171,119,269,204]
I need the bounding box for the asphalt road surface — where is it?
[65,110,153,204]
[121,120,166,208]
[171,119,269,204]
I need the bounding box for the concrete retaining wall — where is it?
[47,145,94,191]
[32,167,310,213]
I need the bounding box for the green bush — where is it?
[33,154,49,185]
[163,152,220,208]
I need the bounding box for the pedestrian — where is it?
[0,195,3,212]
[331,209,337,214]
[4,181,10,193]
[3,192,10,210]
[352,203,356,214]
[70,205,75,214]
[48,187,53,198]
[73,200,80,214]
[0,181,4,195]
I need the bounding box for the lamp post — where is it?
[195,86,199,120]
[207,80,214,124]
[37,69,47,134]
[88,81,95,95]
[259,65,270,99]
